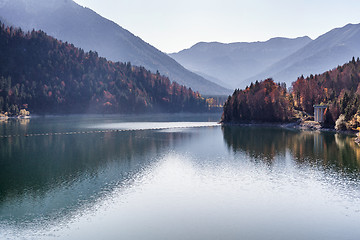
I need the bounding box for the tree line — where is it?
[0,23,207,115]
[291,57,360,129]
[222,79,293,123]
[222,57,360,130]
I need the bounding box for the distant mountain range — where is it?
[0,0,230,95]
[170,37,312,88]
[2,0,360,93]
[248,23,360,86]
[171,23,360,88]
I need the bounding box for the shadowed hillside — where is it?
[0,24,208,114]
[0,0,230,95]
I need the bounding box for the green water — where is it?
[0,114,359,240]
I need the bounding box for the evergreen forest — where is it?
[0,23,208,115]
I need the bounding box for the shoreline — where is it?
[0,116,31,120]
[220,120,359,138]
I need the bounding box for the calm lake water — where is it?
[1,114,360,240]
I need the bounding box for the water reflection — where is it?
[222,126,360,172]
[0,129,192,225]
[1,117,360,240]
[0,118,31,136]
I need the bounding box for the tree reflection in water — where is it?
[222,126,360,173]
[0,129,192,225]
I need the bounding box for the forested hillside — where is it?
[222,79,293,123]
[0,0,230,95]
[0,24,207,115]
[291,57,360,128]
[222,57,360,130]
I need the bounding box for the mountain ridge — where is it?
[169,36,312,88]
[246,23,360,85]
[0,0,230,95]
[171,23,360,89]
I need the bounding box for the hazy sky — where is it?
[73,0,360,53]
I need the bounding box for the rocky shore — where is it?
[0,109,30,119]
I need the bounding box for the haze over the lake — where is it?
[74,0,360,53]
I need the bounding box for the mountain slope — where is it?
[247,23,360,85]
[0,0,230,95]
[169,37,312,88]
[0,24,208,114]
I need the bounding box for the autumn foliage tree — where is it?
[291,57,360,128]
[221,79,294,123]
[222,57,360,128]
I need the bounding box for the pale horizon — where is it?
[73,0,360,53]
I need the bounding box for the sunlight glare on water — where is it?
[41,149,360,240]
[86,121,219,130]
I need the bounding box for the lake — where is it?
[1,114,360,240]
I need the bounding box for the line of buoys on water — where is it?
[0,129,126,138]
[0,125,219,139]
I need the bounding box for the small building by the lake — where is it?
[313,105,327,123]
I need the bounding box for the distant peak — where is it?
[323,22,360,34]
[196,36,312,47]
[192,41,223,47]
[341,22,360,31]
[343,22,360,27]
[266,36,312,42]
[171,36,313,54]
